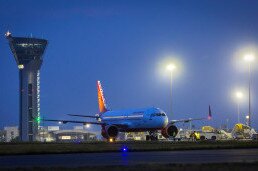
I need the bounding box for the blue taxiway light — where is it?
[121,146,128,152]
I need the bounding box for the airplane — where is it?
[42,81,212,141]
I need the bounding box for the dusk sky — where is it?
[1,0,258,131]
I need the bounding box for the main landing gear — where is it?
[146,131,158,141]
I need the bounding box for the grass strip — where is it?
[0,140,258,155]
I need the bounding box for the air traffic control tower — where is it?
[5,31,48,141]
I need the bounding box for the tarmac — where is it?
[1,148,258,168]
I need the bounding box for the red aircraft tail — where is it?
[208,105,212,120]
[97,81,108,113]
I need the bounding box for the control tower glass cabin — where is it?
[6,32,48,141]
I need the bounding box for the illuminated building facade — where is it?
[6,32,48,141]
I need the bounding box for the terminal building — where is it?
[38,126,97,142]
[6,31,48,141]
[4,127,19,142]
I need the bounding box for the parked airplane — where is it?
[43,81,212,141]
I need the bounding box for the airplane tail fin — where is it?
[97,81,108,113]
[208,105,212,120]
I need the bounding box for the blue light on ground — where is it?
[121,146,128,152]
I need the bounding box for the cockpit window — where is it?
[151,113,166,117]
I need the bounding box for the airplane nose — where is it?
[163,116,168,127]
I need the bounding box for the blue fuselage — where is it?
[100,107,168,132]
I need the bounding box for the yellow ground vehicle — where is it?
[199,126,220,140]
[202,126,215,133]
[232,123,252,139]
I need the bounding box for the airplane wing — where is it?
[170,105,212,124]
[41,118,130,128]
[67,114,99,118]
[42,119,104,125]
[171,117,207,124]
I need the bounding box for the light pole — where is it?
[226,119,229,132]
[246,115,250,126]
[243,54,254,127]
[235,91,243,123]
[166,63,176,118]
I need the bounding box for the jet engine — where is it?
[161,124,178,138]
[101,125,119,139]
